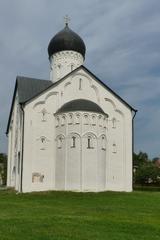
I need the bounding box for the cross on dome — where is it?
[64,15,70,26]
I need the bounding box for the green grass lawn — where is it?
[0,190,160,240]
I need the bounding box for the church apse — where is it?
[54,101,108,191]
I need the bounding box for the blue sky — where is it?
[0,0,160,159]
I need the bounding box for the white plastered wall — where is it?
[55,111,107,192]
[21,67,133,192]
[7,94,22,191]
[50,51,84,82]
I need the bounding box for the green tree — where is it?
[135,161,160,185]
[133,151,149,167]
[0,153,7,185]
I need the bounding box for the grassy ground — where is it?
[0,190,160,240]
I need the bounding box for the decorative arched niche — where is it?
[56,134,65,149]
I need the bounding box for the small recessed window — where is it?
[71,136,76,148]
[40,136,46,150]
[58,137,62,149]
[41,108,47,122]
[79,78,82,90]
[87,137,94,149]
[112,118,116,129]
[112,142,117,153]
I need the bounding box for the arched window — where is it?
[87,136,94,149]
[41,136,46,143]
[40,136,46,150]
[88,137,91,148]
[71,136,76,148]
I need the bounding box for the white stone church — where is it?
[6,21,136,193]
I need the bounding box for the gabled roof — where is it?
[6,66,137,134]
[6,76,52,134]
[17,76,52,103]
[22,66,137,112]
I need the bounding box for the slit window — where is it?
[79,78,82,90]
[40,136,46,150]
[58,137,62,149]
[113,142,117,153]
[71,136,76,148]
[41,108,47,122]
[87,137,93,149]
[112,118,116,129]
[88,138,91,148]
[102,136,106,150]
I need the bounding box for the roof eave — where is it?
[6,78,18,135]
[16,65,137,113]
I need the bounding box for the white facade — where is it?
[7,25,136,193]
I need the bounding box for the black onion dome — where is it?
[48,25,86,58]
[56,99,108,116]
